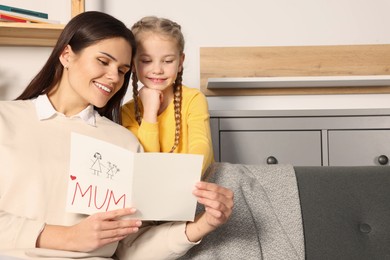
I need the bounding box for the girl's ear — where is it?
[59,45,72,68]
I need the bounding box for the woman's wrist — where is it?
[185,212,215,242]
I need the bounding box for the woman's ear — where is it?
[59,45,72,68]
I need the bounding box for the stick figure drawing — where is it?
[106,162,120,180]
[90,152,103,176]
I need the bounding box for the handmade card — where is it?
[66,132,203,221]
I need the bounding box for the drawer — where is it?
[328,130,390,166]
[220,131,322,166]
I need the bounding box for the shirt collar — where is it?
[34,94,97,126]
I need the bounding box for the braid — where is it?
[132,73,142,125]
[169,70,183,153]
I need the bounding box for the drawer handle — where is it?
[266,156,278,165]
[378,155,389,165]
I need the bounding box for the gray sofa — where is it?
[179,163,390,260]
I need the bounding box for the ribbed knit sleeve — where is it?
[0,211,45,249]
[122,100,160,152]
[184,90,214,173]
[136,120,160,152]
[116,221,199,260]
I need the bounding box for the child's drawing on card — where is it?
[67,132,134,215]
[106,162,120,180]
[90,152,103,176]
[89,152,121,180]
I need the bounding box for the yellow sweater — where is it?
[122,86,214,173]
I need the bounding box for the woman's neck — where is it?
[48,84,89,117]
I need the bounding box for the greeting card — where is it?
[66,132,203,221]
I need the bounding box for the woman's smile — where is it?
[94,81,113,94]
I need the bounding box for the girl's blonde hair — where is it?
[131,16,185,153]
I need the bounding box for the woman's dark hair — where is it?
[16,11,136,124]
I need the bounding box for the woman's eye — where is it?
[164,60,174,63]
[119,66,130,75]
[98,59,108,65]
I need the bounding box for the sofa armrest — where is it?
[295,166,390,259]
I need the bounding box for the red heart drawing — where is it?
[70,175,76,180]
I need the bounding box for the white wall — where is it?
[0,0,71,100]
[1,0,390,110]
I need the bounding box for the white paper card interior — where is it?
[66,132,203,221]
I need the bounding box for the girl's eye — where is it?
[164,60,174,64]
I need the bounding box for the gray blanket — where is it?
[179,162,304,260]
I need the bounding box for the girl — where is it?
[0,11,233,260]
[122,16,214,173]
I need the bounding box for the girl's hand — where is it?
[37,208,142,252]
[138,86,163,123]
[186,182,234,242]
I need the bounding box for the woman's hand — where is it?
[186,182,234,242]
[37,208,142,252]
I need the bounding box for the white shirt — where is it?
[33,94,97,126]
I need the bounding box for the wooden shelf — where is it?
[207,75,390,89]
[200,45,390,95]
[0,22,65,47]
[0,0,84,47]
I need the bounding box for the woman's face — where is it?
[134,32,184,94]
[60,37,132,112]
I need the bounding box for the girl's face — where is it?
[134,32,184,94]
[59,37,132,114]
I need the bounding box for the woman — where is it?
[0,11,233,260]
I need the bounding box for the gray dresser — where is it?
[210,109,390,166]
